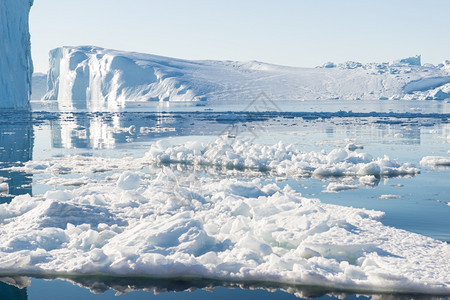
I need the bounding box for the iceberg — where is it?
[42,46,450,110]
[392,55,421,66]
[0,0,33,109]
[30,72,47,100]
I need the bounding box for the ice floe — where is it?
[379,194,403,199]
[145,138,420,178]
[420,156,450,167]
[0,171,448,295]
[11,138,420,181]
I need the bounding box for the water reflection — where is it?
[43,111,450,150]
[0,274,447,300]
[0,111,33,203]
[49,111,181,149]
[0,281,27,300]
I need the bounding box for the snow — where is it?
[325,182,358,193]
[41,46,450,110]
[12,137,420,179]
[0,168,448,295]
[0,0,33,109]
[379,194,403,199]
[144,138,419,178]
[420,156,450,167]
[358,175,379,186]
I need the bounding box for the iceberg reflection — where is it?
[0,111,33,203]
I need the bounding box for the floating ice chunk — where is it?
[44,176,91,187]
[359,175,379,186]
[420,156,450,167]
[345,143,364,151]
[145,138,420,178]
[379,194,403,199]
[0,182,8,192]
[116,171,141,190]
[0,172,448,294]
[0,173,448,294]
[325,182,358,193]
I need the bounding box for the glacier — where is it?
[42,46,450,110]
[0,0,33,109]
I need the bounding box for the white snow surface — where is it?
[0,170,449,295]
[0,0,33,109]
[144,138,419,178]
[42,46,450,109]
[420,156,450,167]
[2,139,449,294]
[14,138,420,179]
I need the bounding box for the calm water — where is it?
[1,100,449,299]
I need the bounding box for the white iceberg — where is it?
[0,0,33,109]
[41,46,450,110]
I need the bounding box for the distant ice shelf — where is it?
[40,46,450,110]
[0,0,33,109]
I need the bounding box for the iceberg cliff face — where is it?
[0,0,33,109]
[44,46,207,110]
[43,46,450,110]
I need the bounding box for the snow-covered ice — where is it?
[145,138,419,178]
[420,156,450,167]
[324,182,358,193]
[379,194,403,199]
[13,138,420,180]
[0,169,449,295]
[41,46,450,110]
[0,0,33,109]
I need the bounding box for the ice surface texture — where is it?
[43,47,450,110]
[0,0,33,109]
[145,138,419,178]
[4,139,448,295]
[15,137,419,178]
[0,171,449,295]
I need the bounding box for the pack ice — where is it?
[3,139,449,296]
[42,46,450,109]
[0,0,33,109]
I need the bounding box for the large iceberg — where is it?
[0,0,33,109]
[43,46,450,110]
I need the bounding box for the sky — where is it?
[30,0,450,73]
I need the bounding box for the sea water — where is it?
[0,100,449,299]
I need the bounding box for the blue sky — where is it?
[30,0,450,72]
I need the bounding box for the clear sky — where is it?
[30,0,450,73]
